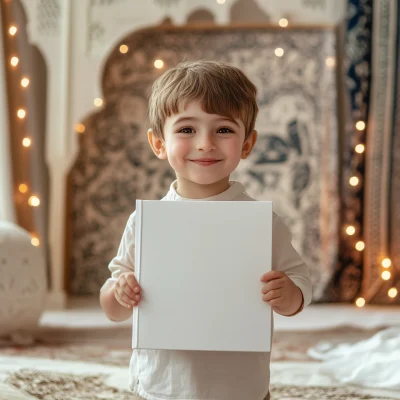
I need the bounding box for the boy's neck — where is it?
[175,177,231,199]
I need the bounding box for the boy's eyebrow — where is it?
[173,116,240,128]
[219,117,240,128]
[173,117,198,126]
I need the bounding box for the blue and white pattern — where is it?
[323,0,373,302]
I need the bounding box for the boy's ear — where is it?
[241,130,257,159]
[148,129,167,160]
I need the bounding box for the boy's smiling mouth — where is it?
[189,158,222,166]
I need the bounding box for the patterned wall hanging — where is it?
[67,27,339,297]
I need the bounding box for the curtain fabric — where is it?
[326,0,400,304]
[363,0,399,304]
[390,2,400,302]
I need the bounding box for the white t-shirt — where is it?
[101,181,312,400]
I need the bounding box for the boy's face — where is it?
[149,100,257,188]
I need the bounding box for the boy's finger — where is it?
[261,280,283,294]
[125,275,141,292]
[119,283,141,304]
[121,284,136,300]
[260,271,284,282]
[263,288,282,302]
[119,290,136,306]
[115,292,132,309]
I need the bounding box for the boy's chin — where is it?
[186,175,230,187]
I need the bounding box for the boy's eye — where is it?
[178,127,195,134]
[217,127,234,134]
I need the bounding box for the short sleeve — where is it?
[272,214,313,307]
[100,212,136,292]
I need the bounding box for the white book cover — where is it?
[133,200,272,352]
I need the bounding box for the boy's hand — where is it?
[260,271,303,316]
[114,272,142,309]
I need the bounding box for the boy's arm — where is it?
[100,212,137,322]
[262,215,312,316]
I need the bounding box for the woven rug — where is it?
[1,326,398,399]
[0,326,384,365]
[4,369,395,400]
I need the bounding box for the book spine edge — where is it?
[133,199,143,349]
[268,202,273,352]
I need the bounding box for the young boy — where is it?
[100,60,312,400]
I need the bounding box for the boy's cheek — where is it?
[169,141,190,157]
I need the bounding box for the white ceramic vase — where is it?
[0,221,47,344]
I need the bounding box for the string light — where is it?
[10,56,19,66]
[21,77,30,87]
[355,297,365,307]
[154,59,164,69]
[388,288,398,298]
[279,18,289,27]
[17,109,26,118]
[94,98,103,107]
[75,123,85,133]
[355,144,365,154]
[31,236,40,247]
[7,13,42,255]
[119,44,128,54]
[28,196,40,207]
[9,26,17,36]
[356,121,366,131]
[19,184,28,193]
[346,225,356,236]
[349,176,359,186]
[382,271,391,280]
[382,258,391,268]
[355,241,365,251]
[275,48,284,57]
[325,57,336,67]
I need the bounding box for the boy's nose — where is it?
[196,134,216,152]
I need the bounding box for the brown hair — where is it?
[148,60,258,139]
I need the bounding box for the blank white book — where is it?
[133,200,272,352]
